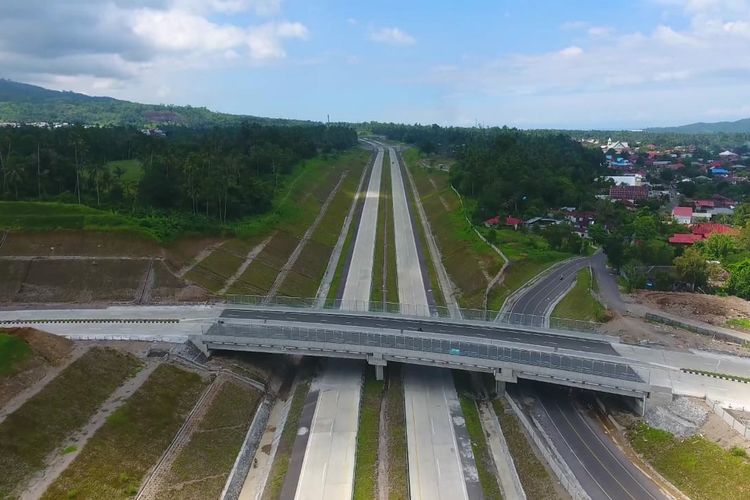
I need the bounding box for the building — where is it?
[483,215,501,228]
[609,185,649,201]
[668,233,703,245]
[605,174,642,187]
[506,215,522,230]
[672,207,693,225]
[601,138,630,154]
[668,223,738,245]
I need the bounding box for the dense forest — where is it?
[0,123,357,222]
[371,123,605,219]
[0,79,311,127]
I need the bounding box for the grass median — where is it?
[353,367,385,500]
[0,347,141,498]
[385,364,408,500]
[551,267,607,322]
[491,398,558,500]
[628,422,750,500]
[42,363,207,500]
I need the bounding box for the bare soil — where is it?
[632,291,750,327]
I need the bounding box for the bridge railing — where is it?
[223,295,601,333]
[211,323,640,383]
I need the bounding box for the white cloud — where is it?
[587,26,613,37]
[558,46,583,57]
[247,22,308,59]
[370,27,416,45]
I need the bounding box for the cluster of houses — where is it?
[668,194,739,245]
[667,223,738,245]
[483,208,596,238]
[0,121,72,128]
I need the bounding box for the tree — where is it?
[727,259,750,299]
[698,233,735,261]
[674,248,708,291]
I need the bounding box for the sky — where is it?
[2,0,750,129]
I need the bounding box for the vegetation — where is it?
[353,368,385,500]
[491,398,558,500]
[552,267,608,322]
[0,332,31,376]
[452,371,502,500]
[0,119,357,238]
[0,79,310,128]
[263,370,312,500]
[156,381,261,499]
[726,318,750,330]
[371,150,399,305]
[628,423,750,500]
[43,363,207,500]
[385,364,408,500]
[0,348,141,497]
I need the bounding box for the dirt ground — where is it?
[632,291,750,328]
[0,328,74,408]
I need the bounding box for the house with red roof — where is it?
[506,215,522,230]
[672,206,693,225]
[691,223,738,237]
[610,185,649,201]
[483,215,501,228]
[669,233,704,245]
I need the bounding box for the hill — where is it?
[0,79,309,128]
[646,117,750,134]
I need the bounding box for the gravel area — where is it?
[645,397,709,438]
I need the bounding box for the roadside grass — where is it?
[628,422,750,500]
[353,367,385,500]
[491,398,558,500]
[263,366,313,500]
[0,348,141,498]
[0,230,161,257]
[385,364,408,500]
[43,363,208,500]
[552,267,608,322]
[155,380,261,500]
[404,150,503,310]
[325,213,358,305]
[0,332,31,376]
[453,372,502,500]
[726,318,750,330]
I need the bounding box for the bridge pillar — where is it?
[367,354,387,381]
[494,367,517,394]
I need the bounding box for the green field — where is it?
[385,365,408,500]
[43,363,207,500]
[353,368,385,500]
[551,267,607,322]
[155,381,261,499]
[0,348,141,498]
[628,423,750,500]
[491,399,558,500]
[106,159,144,185]
[0,332,31,376]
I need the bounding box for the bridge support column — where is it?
[494,367,517,395]
[367,354,387,381]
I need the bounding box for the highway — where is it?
[506,253,666,499]
[221,308,619,355]
[388,145,477,500]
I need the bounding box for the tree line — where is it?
[0,123,357,222]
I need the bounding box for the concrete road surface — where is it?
[340,147,384,310]
[387,146,475,499]
[294,360,363,500]
[404,365,469,500]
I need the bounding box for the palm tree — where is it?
[4,159,24,200]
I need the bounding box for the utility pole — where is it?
[37,142,41,199]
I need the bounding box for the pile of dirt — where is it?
[644,396,709,438]
[632,291,750,327]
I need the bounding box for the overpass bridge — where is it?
[193,307,658,401]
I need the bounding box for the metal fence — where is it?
[225,295,601,333]
[213,323,640,383]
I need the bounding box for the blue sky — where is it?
[2,0,750,128]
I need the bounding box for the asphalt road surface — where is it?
[220,309,620,356]
[505,257,590,318]
[533,389,666,500]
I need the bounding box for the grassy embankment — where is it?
[353,367,386,499]
[551,267,607,322]
[384,364,408,500]
[0,348,141,498]
[403,149,503,310]
[628,423,750,500]
[404,148,570,311]
[491,399,558,500]
[371,149,399,307]
[154,381,261,499]
[225,149,369,298]
[0,332,31,376]
[453,372,502,499]
[43,364,207,499]
[263,366,314,500]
